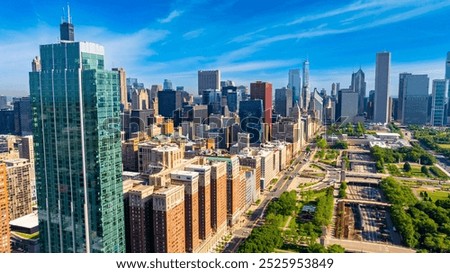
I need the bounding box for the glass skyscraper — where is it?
[431,79,448,126]
[29,20,125,253]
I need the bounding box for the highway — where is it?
[223,146,317,253]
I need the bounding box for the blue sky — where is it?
[1,0,450,97]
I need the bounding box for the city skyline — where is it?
[0,0,450,96]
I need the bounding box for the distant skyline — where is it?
[1,0,450,97]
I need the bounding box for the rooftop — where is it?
[10,212,38,229]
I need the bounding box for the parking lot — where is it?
[353,204,391,243]
[347,185,382,202]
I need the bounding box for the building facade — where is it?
[29,22,125,252]
[373,52,391,124]
[5,159,32,221]
[198,70,220,95]
[402,74,429,125]
[250,81,273,125]
[153,185,185,253]
[431,79,448,126]
[0,163,10,253]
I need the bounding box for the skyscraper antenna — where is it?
[67,3,71,24]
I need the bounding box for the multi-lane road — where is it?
[223,147,320,253]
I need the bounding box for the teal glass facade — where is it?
[431,80,448,127]
[29,42,125,252]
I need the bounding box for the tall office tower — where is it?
[163,79,173,91]
[397,72,412,122]
[367,90,375,120]
[336,89,359,123]
[446,52,450,82]
[18,136,34,163]
[402,74,429,125]
[31,56,41,72]
[198,70,220,95]
[351,69,366,115]
[131,89,149,110]
[431,80,448,126]
[275,87,293,117]
[250,81,272,125]
[150,84,162,98]
[153,185,185,253]
[127,185,154,253]
[302,60,310,110]
[288,69,301,106]
[185,165,211,241]
[373,52,391,124]
[0,163,10,253]
[157,90,182,118]
[239,100,263,144]
[4,159,32,220]
[446,52,450,121]
[331,83,337,98]
[60,6,74,42]
[170,171,199,253]
[209,162,227,234]
[112,68,128,111]
[29,18,125,252]
[13,97,32,136]
[0,96,7,110]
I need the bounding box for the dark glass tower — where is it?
[29,21,125,253]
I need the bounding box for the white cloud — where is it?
[183,28,204,40]
[0,25,169,96]
[158,10,183,24]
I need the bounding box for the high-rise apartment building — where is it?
[170,170,199,253]
[288,69,301,106]
[275,87,293,117]
[198,70,220,95]
[185,165,211,241]
[402,74,429,125]
[4,159,32,220]
[127,185,154,253]
[431,79,448,126]
[153,185,185,253]
[112,68,128,111]
[29,18,125,252]
[0,163,10,253]
[206,156,242,226]
[351,69,366,115]
[209,162,227,234]
[373,52,391,124]
[250,81,273,125]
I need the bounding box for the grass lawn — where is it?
[394,163,435,179]
[428,191,450,201]
[437,144,450,149]
[12,231,39,240]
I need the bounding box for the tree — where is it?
[317,138,327,149]
[403,161,411,172]
[327,244,345,253]
[421,165,429,176]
